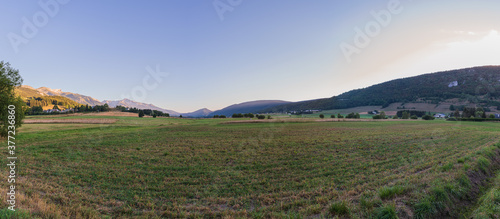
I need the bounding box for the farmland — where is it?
[0,114,499,218]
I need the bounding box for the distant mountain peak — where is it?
[38,87,63,94]
[102,98,180,116]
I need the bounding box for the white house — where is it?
[495,114,500,119]
[434,113,446,118]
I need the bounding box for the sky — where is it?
[1,0,500,113]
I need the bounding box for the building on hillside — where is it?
[495,113,500,119]
[434,113,446,118]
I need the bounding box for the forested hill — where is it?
[264,66,500,112]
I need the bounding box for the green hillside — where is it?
[15,86,81,109]
[14,86,44,98]
[265,66,500,112]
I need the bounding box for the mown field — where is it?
[0,114,499,218]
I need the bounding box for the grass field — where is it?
[0,114,499,218]
[469,171,500,218]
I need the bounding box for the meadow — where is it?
[0,114,499,218]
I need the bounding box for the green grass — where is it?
[374,204,398,219]
[378,185,405,200]
[0,209,32,219]
[469,172,500,218]
[328,201,350,217]
[0,116,499,217]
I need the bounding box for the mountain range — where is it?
[16,66,500,116]
[17,85,182,115]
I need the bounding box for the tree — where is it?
[267,115,272,119]
[213,115,219,118]
[337,113,344,118]
[346,112,355,118]
[355,113,360,119]
[138,110,145,117]
[393,115,399,119]
[454,109,460,118]
[0,61,26,137]
[152,114,157,118]
[379,111,386,119]
[53,105,60,110]
[330,114,335,118]
[103,103,110,111]
[449,105,455,111]
[319,114,324,119]
[402,111,409,119]
[410,115,418,119]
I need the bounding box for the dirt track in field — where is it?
[24,119,117,124]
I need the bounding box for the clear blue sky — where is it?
[2,0,500,112]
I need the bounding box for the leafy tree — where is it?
[379,111,386,119]
[449,105,455,111]
[489,114,495,119]
[393,115,399,119]
[213,115,219,118]
[152,114,157,118]
[410,115,418,119]
[402,111,409,119]
[257,115,266,119]
[330,114,335,118]
[337,113,344,118]
[454,109,460,118]
[219,115,226,118]
[355,113,360,119]
[319,114,324,119]
[0,61,26,137]
[179,115,183,118]
[138,110,145,118]
[267,115,272,119]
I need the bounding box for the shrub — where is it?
[410,115,418,119]
[257,115,266,119]
[337,113,344,118]
[330,114,335,118]
[422,115,435,120]
[373,115,382,119]
[319,114,324,119]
